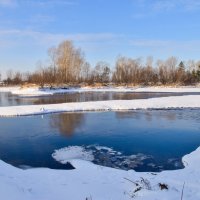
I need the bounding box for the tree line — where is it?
[1,40,200,87]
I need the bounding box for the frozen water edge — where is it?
[1,95,200,116]
[0,146,200,200]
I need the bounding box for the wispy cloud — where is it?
[29,14,56,24]
[0,0,16,7]
[21,0,78,7]
[182,0,200,11]
[152,1,176,11]
[158,0,200,11]
[130,39,170,47]
[132,0,200,18]
[130,39,200,52]
[0,29,121,48]
[0,0,78,8]
[1,29,199,53]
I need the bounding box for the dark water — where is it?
[1,91,200,107]
[0,110,200,172]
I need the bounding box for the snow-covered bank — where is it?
[1,95,200,117]
[134,86,200,93]
[8,86,200,97]
[10,87,138,96]
[0,87,19,93]
[1,146,200,200]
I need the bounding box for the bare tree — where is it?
[54,40,85,83]
[48,46,57,84]
[91,61,111,83]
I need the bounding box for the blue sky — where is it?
[0,0,200,74]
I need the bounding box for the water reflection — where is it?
[29,92,200,105]
[2,91,200,107]
[115,110,177,122]
[0,92,20,107]
[0,110,200,171]
[115,111,141,120]
[50,113,85,137]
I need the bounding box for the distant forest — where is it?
[1,40,200,87]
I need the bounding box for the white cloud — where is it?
[0,29,121,48]
[29,14,55,24]
[130,39,200,52]
[130,39,170,47]
[152,1,176,11]
[0,0,16,7]
[21,0,78,7]
[132,0,200,18]
[181,0,200,11]
[0,0,78,8]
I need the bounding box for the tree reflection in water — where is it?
[50,113,85,137]
[115,111,177,122]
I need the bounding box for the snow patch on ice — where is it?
[52,146,94,164]
[93,145,114,152]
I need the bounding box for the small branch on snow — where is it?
[181,182,185,200]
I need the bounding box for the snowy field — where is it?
[0,145,200,200]
[1,95,200,116]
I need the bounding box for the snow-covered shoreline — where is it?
[0,145,200,200]
[1,95,200,117]
[1,86,200,97]
[0,87,19,93]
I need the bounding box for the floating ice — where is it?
[53,145,156,171]
[52,146,94,164]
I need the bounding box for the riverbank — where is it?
[0,145,200,200]
[1,85,200,97]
